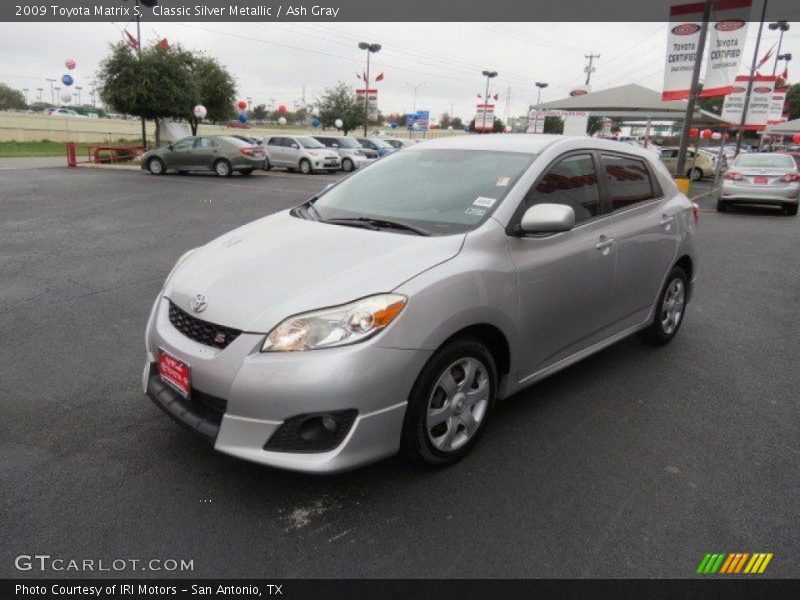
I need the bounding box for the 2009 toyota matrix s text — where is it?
[144,134,698,473]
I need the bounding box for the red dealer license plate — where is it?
[159,349,191,397]
[754,176,769,184]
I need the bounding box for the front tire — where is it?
[688,167,702,181]
[214,159,232,177]
[638,267,688,346]
[400,338,497,468]
[299,159,312,175]
[147,157,166,175]
[263,159,272,171]
[342,158,355,172]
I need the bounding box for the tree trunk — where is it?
[190,117,198,136]
[155,120,161,147]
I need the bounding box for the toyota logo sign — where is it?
[715,20,745,31]
[672,23,701,35]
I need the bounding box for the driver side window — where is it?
[173,139,194,151]
[524,153,601,224]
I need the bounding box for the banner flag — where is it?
[700,0,752,97]
[767,86,788,125]
[662,3,704,100]
[721,75,775,129]
[473,104,495,131]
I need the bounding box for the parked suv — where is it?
[313,136,374,172]
[264,135,340,174]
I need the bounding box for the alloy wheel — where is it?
[661,278,685,335]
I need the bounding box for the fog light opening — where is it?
[298,414,338,444]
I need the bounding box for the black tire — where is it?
[299,159,313,175]
[638,267,688,346]
[342,158,354,172]
[263,159,272,171]
[213,159,232,177]
[147,157,166,175]
[784,203,798,216]
[239,169,254,176]
[688,167,702,181]
[286,167,296,173]
[176,170,189,176]
[716,200,728,212]
[400,337,497,468]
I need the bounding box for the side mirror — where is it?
[519,204,575,234]
[325,183,334,190]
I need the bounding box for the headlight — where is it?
[262,294,407,352]
[166,248,196,282]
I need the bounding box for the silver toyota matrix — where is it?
[144,135,698,473]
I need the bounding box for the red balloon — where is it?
[237,100,247,110]
[792,133,800,144]
[689,127,699,138]
[277,104,287,114]
[701,128,713,139]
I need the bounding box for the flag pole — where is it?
[734,0,769,156]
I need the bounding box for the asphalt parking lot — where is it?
[1,166,798,578]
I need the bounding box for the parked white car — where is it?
[44,108,85,118]
[264,135,341,174]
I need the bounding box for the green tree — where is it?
[786,83,800,121]
[187,55,236,135]
[0,83,27,110]
[252,104,268,121]
[316,82,363,135]
[439,112,452,128]
[587,116,603,136]
[543,116,564,134]
[451,116,464,130]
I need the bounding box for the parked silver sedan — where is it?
[719,153,800,215]
[143,135,698,473]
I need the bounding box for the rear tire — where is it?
[688,167,702,181]
[638,267,688,346]
[784,203,798,216]
[213,159,232,177]
[147,157,166,176]
[263,159,272,171]
[239,169,254,176]
[299,159,312,175]
[400,337,497,468]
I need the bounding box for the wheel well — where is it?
[444,324,511,378]
[675,255,694,296]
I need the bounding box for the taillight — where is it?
[781,172,800,183]
[724,172,743,181]
[240,146,259,157]
[691,202,699,225]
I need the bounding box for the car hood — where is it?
[166,211,465,332]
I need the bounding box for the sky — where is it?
[0,21,798,120]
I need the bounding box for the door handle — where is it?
[595,236,615,253]
[660,214,675,228]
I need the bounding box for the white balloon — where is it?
[310,107,320,117]
[193,105,207,119]
[60,92,72,103]
[334,119,343,128]
[278,117,287,126]
[447,125,453,131]
[711,132,722,140]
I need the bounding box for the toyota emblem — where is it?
[191,294,208,313]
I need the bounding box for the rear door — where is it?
[193,137,219,169]
[266,137,286,165]
[508,151,618,376]
[659,148,678,175]
[283,137,301,166]
[600,151,678,329]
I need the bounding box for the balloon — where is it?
[278,117,287,125]
[711,132,722,140]
[464,126,470,132]
[689,127,699,138]
[65,59,76,70]
[701,128,713,139]
[504,126,511,133]
[311,118,320,128]
[792,133,800,144]
[310,107,320,117]
[238,113,248,124]
[60,92,72,103]
[278,104,287,114]
[334,118,343,128]
[390,122,398,129]
[193,105,207,119]
[447,125,453,131]
[61,74,74,86]
[237,100,247,110]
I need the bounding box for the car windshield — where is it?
[334,137,362,149]
[369,138,394,149]
[298,137,325,149]
[734,154,795,169]
[311,149,534,235]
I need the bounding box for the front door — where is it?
[166,138,196,169]
[508,152,618,378]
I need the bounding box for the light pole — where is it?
[534,82,549,133]
[768,21,790,76]
[75,86,83,105]
[406,81,425,113]
[37,88,43,103]
[23,88,29,106]
[481,70,498,133]
[358,41,381,136]
[46,79,56,105]
[777,53,792,77]
[54,87,61,105]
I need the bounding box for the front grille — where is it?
[168,301,242,349]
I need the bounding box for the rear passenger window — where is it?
[600,154,654,211]
[526,154,601,224]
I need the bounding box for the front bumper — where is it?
[721,181,799,204]
[144,295,431,473]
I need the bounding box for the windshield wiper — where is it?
[323,216,430,236]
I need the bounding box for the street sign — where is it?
[407,110,430,131]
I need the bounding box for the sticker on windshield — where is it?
[465,207,486,217]
[473,197,496,208]
[496,176,510,187]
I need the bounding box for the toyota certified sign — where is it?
[569,89,588,97]
[732,86,746,93]
[715,20,745,31]
[753,86,771,93]
[672,23,701,35]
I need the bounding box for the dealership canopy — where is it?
[538,84,725,123]
[761,118,800,136]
